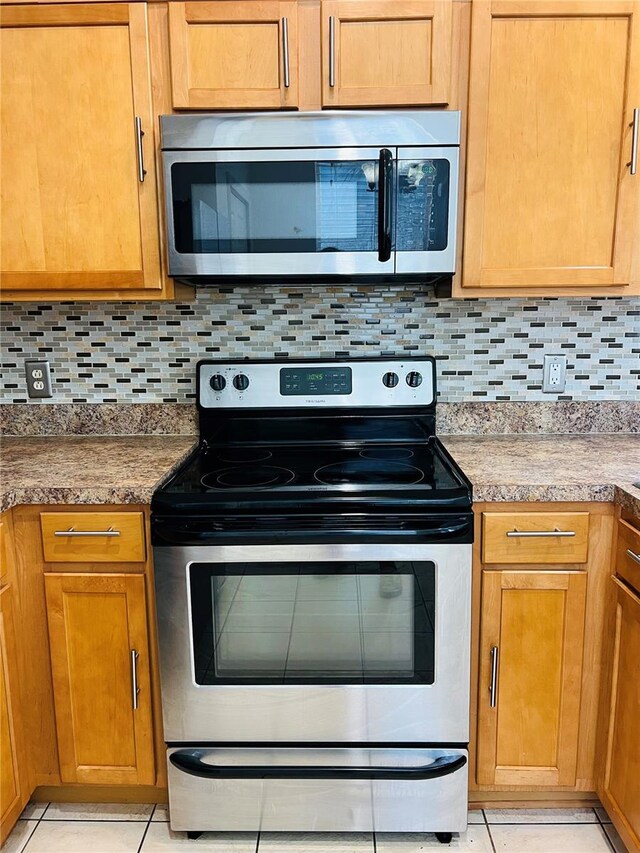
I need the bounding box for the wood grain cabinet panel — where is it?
[0,585,28,845]
[615,519,640,592]
[44,573,155,785]
[321,0,452,107]
[462,0,640,291]
[40,512,146,564]
[0,3,161,294]
[168,1,299,109]
[477,570,587,786]
[600,578,640,851]
[482,512,589,564]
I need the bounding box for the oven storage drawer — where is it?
[166,747,468,833]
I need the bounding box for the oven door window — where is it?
[189,562,435,685]
[170,156,384,255]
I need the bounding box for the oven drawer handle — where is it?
[169,750,467,781]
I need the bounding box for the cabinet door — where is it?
[0,4,161,293]
[168,1,299,109]
[321,0,452,107]
[45,573,155,785]
[477,570,587,786]
[601,579,640,850]
[463,0,640,290]
[1,585,27,845]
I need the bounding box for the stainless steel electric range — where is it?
[151,357,473,843]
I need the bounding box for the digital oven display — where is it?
[280,367,352,396]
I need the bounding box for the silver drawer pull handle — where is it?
[628,108,639,176]
[282,17,290,88]
[506,528,576,538]
[329,16,336,87]
[489,646,499,708]
[626,548,640,566]
[54,527,121,537]
[131,649,140,710]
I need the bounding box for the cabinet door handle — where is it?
[506,528,575,538]
[489,646,499,708]
[282,17,290,88]
[626,548,640,566]
[135,116,146,183]
[329,16,336,87]
[629,108,639,176]
[54,527,121,537]
[131,649,140,710]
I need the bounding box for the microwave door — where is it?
[163,148,396,278]
[395,147,459,275]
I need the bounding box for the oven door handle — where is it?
[169,749,467,780]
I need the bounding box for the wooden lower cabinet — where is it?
[0,584,28,844]
[477,570,587,787]
[44,573,155,785]
[599,577,640,850]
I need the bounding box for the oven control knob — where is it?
[406,371,423,388]
[382,371,399,388]
[233,374,250,391]
[210,374,226,392]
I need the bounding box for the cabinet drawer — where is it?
[40,512,146,563]
[616,519,640,594]
[482,512,589,564]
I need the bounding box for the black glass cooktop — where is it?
[162,436,465,497]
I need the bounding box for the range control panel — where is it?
[199,360,435,409]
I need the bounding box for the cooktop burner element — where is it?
[359,448,415,460]
[314,459,425,486]
[216,448,273,463]
[202,466,295,489]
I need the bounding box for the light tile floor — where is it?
[4,803,625,853]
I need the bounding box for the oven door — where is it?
[154,543,471,743]
[163,147,395,278]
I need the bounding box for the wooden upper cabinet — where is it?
[0,4,161,294]
[463,0,640,292]
[600,578,640,851]
[321,0,452,107]
[168,2,299,109]
[0,584,28,844]
[477,570,587,787]
[44,572,155,785]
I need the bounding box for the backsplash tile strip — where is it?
[1,288,638,404]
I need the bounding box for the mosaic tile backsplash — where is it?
[1,287,638,404]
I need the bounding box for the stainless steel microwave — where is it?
[160,111,460,284]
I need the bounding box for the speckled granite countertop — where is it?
[1,434,639,516]
[442,434,640,516]
[0,436,196,512]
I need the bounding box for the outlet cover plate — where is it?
[25,359,53,398]
[542,354,567,393]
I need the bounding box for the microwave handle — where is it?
[377,148,393,262]
[170,749,467,781]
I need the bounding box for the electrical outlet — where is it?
[542,354,567,393]
[25,359,53,398]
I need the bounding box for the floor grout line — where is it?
[483,809,498,853]
[135,817,152,853]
